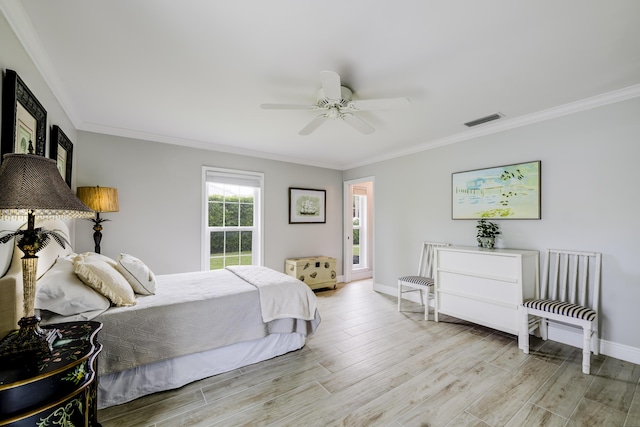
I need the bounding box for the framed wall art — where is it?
[1,69,48,161]
[289,187,326,224]
[452,160,541,220]
[50,125,73,187]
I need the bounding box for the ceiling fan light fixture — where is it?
[262,71,410,135]
[464,113,504,127]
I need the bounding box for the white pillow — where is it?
[74,257,136,307]
[116,253,156,295]
[35,254,110,317]
[75,252,117,268]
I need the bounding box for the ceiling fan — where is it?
[260,71,410,135]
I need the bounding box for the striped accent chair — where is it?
[518,249,601,374]
[397,241,449,320]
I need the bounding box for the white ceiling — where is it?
[3,1,640,170]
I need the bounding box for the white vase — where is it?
[478,236,495,248]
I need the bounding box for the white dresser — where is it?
[433,246,539,335]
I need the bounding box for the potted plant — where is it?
[476,219,500,248]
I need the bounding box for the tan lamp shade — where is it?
[76,186,119,212]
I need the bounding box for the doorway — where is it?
[343,177,374,282]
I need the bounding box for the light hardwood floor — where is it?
[98,280,640,426]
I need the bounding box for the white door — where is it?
[344,178,374,282]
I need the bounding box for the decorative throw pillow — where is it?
[74,257,136,307]
[35,254,110,317]
[75,252,117,268]
[115,253,156,295]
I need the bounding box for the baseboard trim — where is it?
[375,282,640,366]
[546,322,640,366]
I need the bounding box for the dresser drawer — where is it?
[437,249,519,280]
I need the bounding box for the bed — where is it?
[0,220,320,409]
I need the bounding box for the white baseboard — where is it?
[375,281,640,366]
[547,322,640,366]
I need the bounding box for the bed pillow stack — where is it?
[74,253,137,307]
[35,253,111,318]
[35,252,157,320]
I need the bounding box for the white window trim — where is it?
[201,166,264,270]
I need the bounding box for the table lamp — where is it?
[76,186,119,254]
[0,153,94,356]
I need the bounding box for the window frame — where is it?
[201,166,264,270]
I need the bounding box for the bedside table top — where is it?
[0,321,102,388]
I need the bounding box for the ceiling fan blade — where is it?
[348,97,410,111]
[320,71,342,100]
[299,115,328,135]
[260,103,316,110]
[342,114,375,135]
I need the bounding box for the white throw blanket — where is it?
[226,265,318,322]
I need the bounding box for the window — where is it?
[202,167,263,270]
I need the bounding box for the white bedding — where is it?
[92,268,320,376]
[98,332,306,409]
[226,265,317,322]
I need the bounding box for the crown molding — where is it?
[343,83,640,170]
[78,122,343,170]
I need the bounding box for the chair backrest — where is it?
[541,249,601,310]
[417,241,450,278]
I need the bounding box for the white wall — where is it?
[344,97,640,357]
[74,131,344,275]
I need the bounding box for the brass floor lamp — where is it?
[76,186,119,254]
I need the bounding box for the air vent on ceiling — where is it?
[464,113,503,127]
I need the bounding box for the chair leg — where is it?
[397,282,402,312]
[519,307,530,354]
[423,294,429,321]
[540,317,548,341]
[592,319,599,356]
[582,324,592,374]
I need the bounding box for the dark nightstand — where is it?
[0,321,102,427]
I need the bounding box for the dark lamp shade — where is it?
[0,154,94,219]
[76,186,119,213]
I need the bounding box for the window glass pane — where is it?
[240,255,252,265]
[210,257,223,270]
[209,201,223,227]
[240,230,252,252]
[210,231,224,256]
[239,203,253,227]
[225,202,239,226]
[224,255,240,267]
[353,229,360,265]
[225,231,239,254]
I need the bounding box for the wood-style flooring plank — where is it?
[97,279,640,427]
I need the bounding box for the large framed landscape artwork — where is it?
[452,160,541,220]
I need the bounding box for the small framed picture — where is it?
[50,125,73,187]
[1,70,47,161]
[289,187,326,224]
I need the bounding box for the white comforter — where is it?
[226,265,317,322]
[94,267,320,375]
